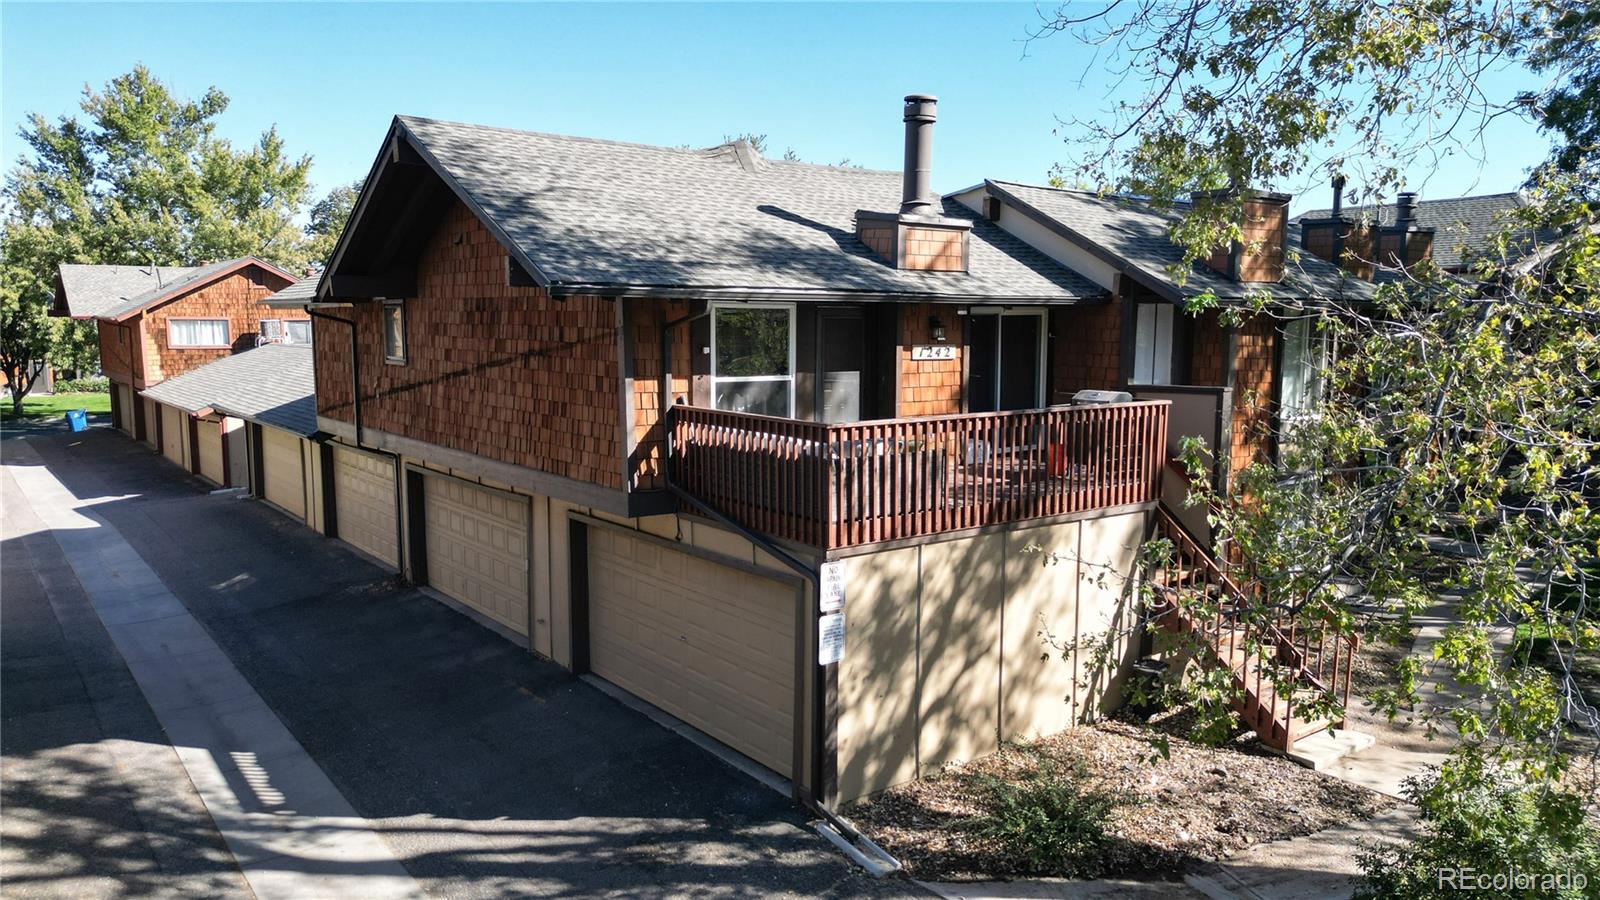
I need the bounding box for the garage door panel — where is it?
[423,475,529,636]
[333,446,398,567]
[161,406,185,466]
[588,529,794,776]
[197,420,225,485]
[262,428,305,518]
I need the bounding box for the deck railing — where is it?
[670,400,1169,550]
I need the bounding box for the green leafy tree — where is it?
[1,65,319,410]
[302,179,363,269]
[1030,0,1600,886]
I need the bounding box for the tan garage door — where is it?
[116,384,135,435]
[261,427,306,519]
[422,475,529,635]
[587,527,796,776]
[160,405,185,467]
[333,445,398,567]
[196,418,225,485]
[141,397,158,448]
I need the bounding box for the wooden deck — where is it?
[669,400,1170,551]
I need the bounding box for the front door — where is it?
[967,309,1045,412]
[818,308,865,423]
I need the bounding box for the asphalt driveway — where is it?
[2,426,917,898]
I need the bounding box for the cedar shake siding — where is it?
[1190,310,1226,386]
[98,320,138,384]
[1230,314,1276,473]
[142,267,299,385]
[629,298,693,491]
[1049,300,1122,397]
[897,302,964,417]
[313,201,624,490]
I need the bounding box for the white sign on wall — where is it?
[911,344,957,361]
[820,560,846,613]
[818,613,845,666]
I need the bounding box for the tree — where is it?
[1,65,319,410]
[302,179,363,269]
[1030,0,1600,878]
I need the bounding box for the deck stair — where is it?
[1148,506,1359,756]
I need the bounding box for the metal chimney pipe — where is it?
[1396,191,1418,227]
[900,94,938,217]
[1331,175,1346,217]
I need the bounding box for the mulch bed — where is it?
[844,710,1396,881]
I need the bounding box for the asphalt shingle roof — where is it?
[395,116,1105,302]
[261,274,320,308]
[56,264,201,319]
[1293,192,1526,270]
[140,344,316,436]
[983,181,1375,304]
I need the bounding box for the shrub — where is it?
[958,759,1118,877]
[1356,750,1600,899]
[53,377,109,394]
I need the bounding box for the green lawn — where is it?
[2,391,112,422]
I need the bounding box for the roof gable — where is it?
[56,257,296,321]
[982,181,1374,304]
[321,116,1106,303]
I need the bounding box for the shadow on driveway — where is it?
[8,427,918,899]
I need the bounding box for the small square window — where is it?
[284,320,312,344]
[383,301,406,363]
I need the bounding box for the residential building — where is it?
[1295,187,1530,276]
[139,342,325,531]
[273,97,1372,806]
[52,258,302,442]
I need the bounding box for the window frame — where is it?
[709,300,797,418]
[166,317,232,350]
[382,300,407,365]
[283,319,312,345]
[1278,316,1331,426]
[967,305,1048,411]
[258,318,284,343]
[1130,301,1176,385]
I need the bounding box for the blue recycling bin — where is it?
[65,408,88,432]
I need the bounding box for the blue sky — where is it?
[2,2,1555,216]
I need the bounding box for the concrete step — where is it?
[1284,728,1376,771]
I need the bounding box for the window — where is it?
[168,318,230,349]
[284,320,312,344]
[711,302,794,417]
[383,301,406,363]
[259,319,284,342]
[1279,317,1330,423]
[1131,302,1175,384]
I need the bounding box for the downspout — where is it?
[308,308,362,447]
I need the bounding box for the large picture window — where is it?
[167,318,230,349]
[711,302,795,417]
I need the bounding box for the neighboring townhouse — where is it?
[946,181,1376,540]
[285,96,1371,806]
[139,342,327,532]
[52,257,302,443]
[1296,187,1530,275]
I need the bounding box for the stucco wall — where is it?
[835,509,1148,802]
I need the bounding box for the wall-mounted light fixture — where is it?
[929,316,947,343]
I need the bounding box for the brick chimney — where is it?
[856,94,971,272]
[1300,177,1376,280]
[1377,191,1434,270]
[1194,189,1291,283]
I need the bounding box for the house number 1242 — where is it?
[911,345,956,361]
